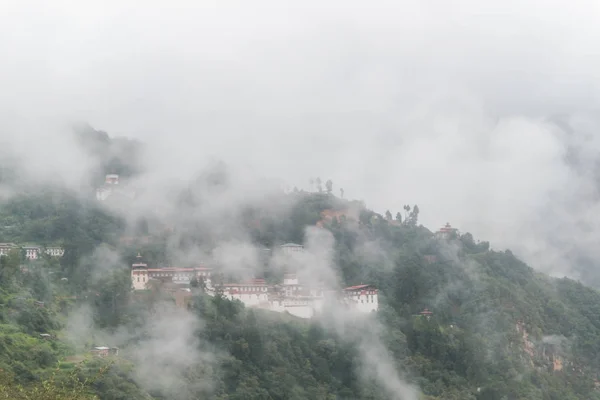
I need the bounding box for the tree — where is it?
[395,212,402,222]
[315,177,322,192]
[0,249,21,288]
[407,204,420,227]
[385,210,393,221]
[0,363,108,399]
[340,188,344,198]
[403,204,411,221]
[325,179,333,194]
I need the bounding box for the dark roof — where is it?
[343,284,375,291]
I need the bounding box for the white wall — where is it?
[285,304,314,319]
[226,292,269,306]
[345,292,379,313]
[25,249,39,260]
[132,271,148,290]
[283,277,299,285]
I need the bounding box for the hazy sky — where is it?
[2,1,600,276]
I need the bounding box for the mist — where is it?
[303,227,419,399]
[3,11,600,398]
[2,1,600,281]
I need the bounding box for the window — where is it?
[137,277,140,282]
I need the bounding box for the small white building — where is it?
[96,174,136,201]
[435,223,458,240]
[0,243,18,256]
[105,174,119,185]
[45,246,65,257]
[342,284,379,313]
[96,174,119,200]
[23,245,41,260]
[280,243,304,255]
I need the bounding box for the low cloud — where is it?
[2,1,600,282]
[129,303,215,400]
[297,227,418,400]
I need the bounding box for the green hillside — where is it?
[1,129,600,399]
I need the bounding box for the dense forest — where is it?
[2,127,600,399]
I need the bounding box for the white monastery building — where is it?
[130,256,379,318]
[342,284,379,313]
[219,278,270,307]
[130,254,212,291]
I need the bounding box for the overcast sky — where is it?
[2,1,600,277]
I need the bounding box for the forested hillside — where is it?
[2,128,600,399]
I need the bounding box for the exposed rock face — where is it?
[553,357,563,372]
[516,321,535,359]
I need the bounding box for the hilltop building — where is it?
[419,308,434,319]
[96,174,136,202]
[105,174,119,185]
[96,174,118,201]
[435,223,459,240]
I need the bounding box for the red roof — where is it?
[438,223,456,233]
[146,267,212,272]
[227,290,268,294]
[223,282,268,287]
